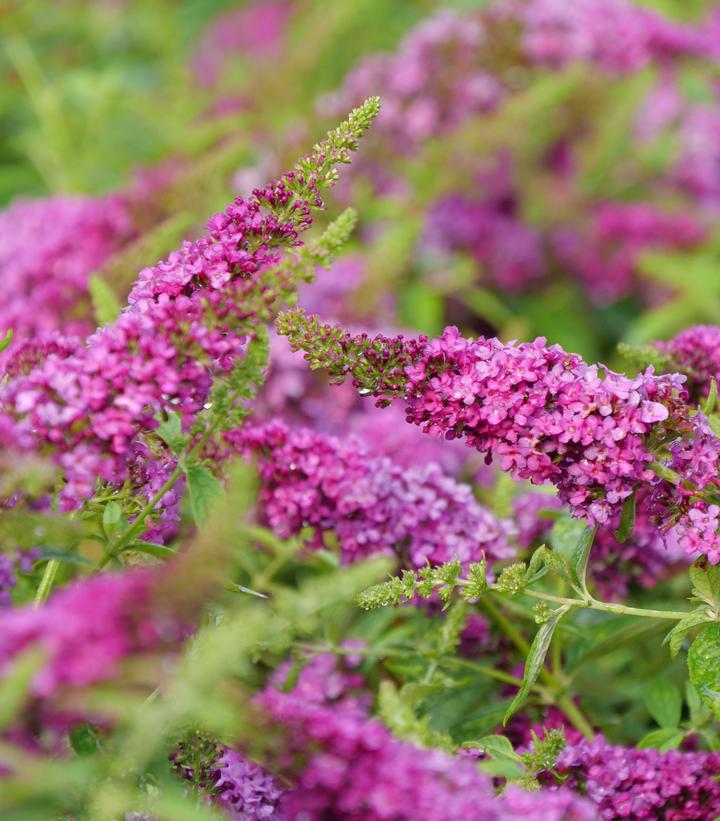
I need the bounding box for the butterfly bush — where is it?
[657,325,720,403]
[235,420,513,567]
[0,99,380,511]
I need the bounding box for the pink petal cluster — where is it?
[402,326,683,526]
[212,748,285,820]
[553,203,706,303]
[520,0,718,73]
[0,570,182,699]
[257,669,595,820]
[0,194,134,349]
[320,10,502,154]
[657,324,720,404]
[554,735,720,820]
[234,421,514,567]
[0,171,315,509]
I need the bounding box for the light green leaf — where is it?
[155,411,186,454]
[637,727,685,752]
[102,500,122,538]
[550,515,597,595]
[689,560,720,608]
[121,540,176,559]
[687,623,720,719]
[184,463,224,526]
[704,378,718,415]
[0,328,13,354]
[89,273,121,326]
[504,606,569,724]
[644,678,681,728]
[663,608,712,658]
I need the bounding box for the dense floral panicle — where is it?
[423,190,545,293]
[213,749,285,820]
[0,100,379,509]
[519,0,717,72]
[0,194,134,347]
[233,421,513,567]
[514,491,686,599]
[657,325,720,404]
[401,326,684,526]
[192,0,291,87]
[0,570,184,699]
[554,735,720,819]
[553,203,706,303]
[258,673,595,820]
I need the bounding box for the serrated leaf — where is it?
[687,623,720,719]
[504,606,569,725]
[644,678,681,729]
[89,273,121,326]
[156,412,186,454]
[184,463,223,526]
[663,609,711,658]
[690,560,720,608]
[614,492,636,543]
[637,727,685,752]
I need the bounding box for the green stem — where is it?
[517,588,694,621]
[34,559,60,607]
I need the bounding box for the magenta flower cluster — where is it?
[554,202,706,303]
[0,194,134,351]
[402,326,682,526]
[555,735,720,819]
[657,324,720,403]
[212,748,285,820]
[236,420,514,567]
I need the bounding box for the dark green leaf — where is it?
[637,727,685,752]
[69,723,101,757]
[184,463,223,526]
[687,623,720,719]
[689,560,720,608]
[644,678,681,729]
[614,492,637,543]
[38,549,97,569]
[504,606,569,724]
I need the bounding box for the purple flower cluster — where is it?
[657,324,720,404]
[213,748,285,820]
[514,491,686,599]
[520,0,719,73]
[258,669,595,820]
[402,325,682,526]
[423,187,545,293]
[553,202,706,303]
[0,570,181,699]
[0,159,324,509]
[235,420,514,567]
[192,0,291,87]
[0,194,133,350]
[555,735,720,819]
[320,10,502,154]
[0,549,40,607]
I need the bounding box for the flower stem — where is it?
[516,587,694,621]
[34,559,60,607]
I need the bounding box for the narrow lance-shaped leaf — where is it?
[614,491,637,543]
[503,605,570,724]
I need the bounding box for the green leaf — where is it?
[88,273,121,326]
[687,623,720,719]
[644,678,681,728]
[102,500,122,538]
[0,328,13,354]
[69,723,101,757]
[637,727,685,752]
[550,516,597,595]
[663,608,712,658]
[121,540,176,559]
[184,463,223,526]
[37,549,97,569]
[689,560,720,608]
[465,735,524,779]
[0,648,45,731]
[614,492,637,543]
[504,606,570,724]
[156,411,186,454]
[704,378,718,415]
